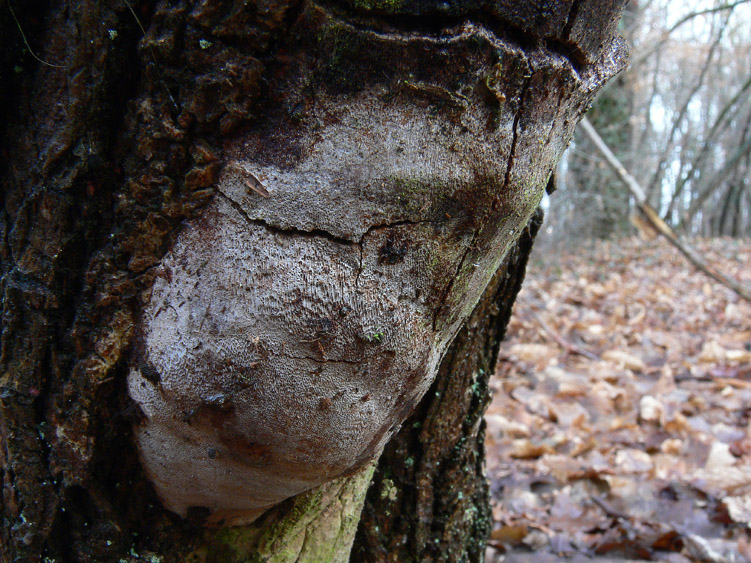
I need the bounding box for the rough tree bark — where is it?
[0,1,626,561]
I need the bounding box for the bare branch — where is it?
[630,0,751,69]
[678,114,751,230]
[579,117,751,303]
[644,16,730,201]
[665,73,751,219]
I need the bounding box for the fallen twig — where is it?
[519,301,600,361]
[579,117,751,303]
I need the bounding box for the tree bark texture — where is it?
[353,207,543,563]
[0,1,626,561]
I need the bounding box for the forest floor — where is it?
[485,237,751,563]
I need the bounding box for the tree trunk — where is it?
[352,208,543,563]
[0,1,626,561]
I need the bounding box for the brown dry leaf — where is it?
[509,439,556,459]
[723,496,751,526]
[569,436,599,458]
[549,401,590,429]
[614,448,654,473]
[485,413,530,440]
[662,411,690,434]
[487,239,751,559]
[652,452,688,479]
[537,454,583,482]
[490,524,529,545]
[505,343,558,364]
[660,438,684,455]
[602,349,647,372]
[543,366,590,397]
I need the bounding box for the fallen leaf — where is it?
[603,350,647,372]
[486,413,530,439]
[639,395,663,423]
[509,439,556,459]
[660,438,684,455]
[505,343,558,364]
[490,524,529,545]
[704,441,737,470]
[615,448,654,473]
[723,496,751,526]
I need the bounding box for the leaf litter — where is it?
[485,238,751,562]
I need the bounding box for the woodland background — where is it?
[485,1,751,561]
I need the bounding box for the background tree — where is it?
[544,0,751,248]
[0,1,626,561]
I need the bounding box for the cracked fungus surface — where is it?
[128,48,573,522]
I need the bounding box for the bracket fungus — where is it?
[127,5,618,526]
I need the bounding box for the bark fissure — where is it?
[429,60,534,335]
[218,190,437,293]
[503,71,533,193]
[317,0,588,74]
[219,190,431,248]
[283,353,362,365]
[431,235,476,332]
[217,191,357,247]
[563,0,584,42]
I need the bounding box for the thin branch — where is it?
[630,0,751,69]
[519,302,600,361]
[665,0,751,34]
[5,0,66,68]
[644,15,730,200]
[678,115,751,230]
[579,117,751,303]
[665,73,751,219]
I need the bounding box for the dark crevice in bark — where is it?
[221,188,432,247]
[283,353,362,365]
[357,218,435,244]
[563,0,584,42]
[431,234,475,332]
[430,55,533,335]
[315,0,587,74]
[217,191,359,248]
[503,70,533,194]
[219,189,434,295]
[558,0,588,70]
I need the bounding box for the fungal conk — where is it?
[128,9,587,525]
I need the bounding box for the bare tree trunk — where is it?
[352,208,543,563]
[0,1,626,561]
